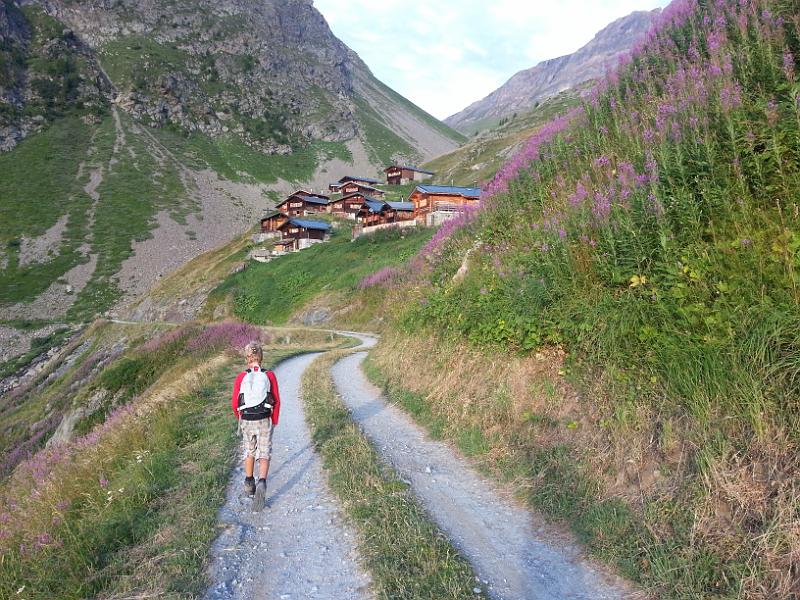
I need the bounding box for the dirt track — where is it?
[204,353,372,600]
[206,335,639,600]
[330,334,639,600]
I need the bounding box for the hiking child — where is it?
[231,341,281,511]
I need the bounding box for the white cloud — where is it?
[313,0,671,119]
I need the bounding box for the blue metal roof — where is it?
[338,175,380,185]
[297,194,330,205]
[363,200,386,214]
[415,185,481,197]
[289,218,331,231]
[386,201,414,211]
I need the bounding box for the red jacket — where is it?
[231,366,281,425]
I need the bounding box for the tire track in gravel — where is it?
[205,353,372,600]
[331,333,641,600]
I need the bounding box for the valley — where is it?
[1,0,799,598]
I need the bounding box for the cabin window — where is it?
[419,198,428,207]
[290,202,302,208]
[290,228,299,233]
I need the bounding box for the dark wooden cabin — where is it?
[356,200,415,226]
[408,185,481,221]
[329,175,381,194]
[260,210,289,233]
[339,182,385,197]
[278,218,332,242]
[329,192,369,219]
[275,192,331,216]
[384,165,435,185]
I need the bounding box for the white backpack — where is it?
[238,368,273,414]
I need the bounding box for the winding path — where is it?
[331,334,639,600]
[204,353,372,600]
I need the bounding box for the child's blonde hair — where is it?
[244,341,263,363]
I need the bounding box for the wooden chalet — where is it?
[275,192,331,216]
[408,185,481,223]
[329,175,381,193]
[329,192,369,219]
[278,217,332,245]
[260,210,289,233]
[356,199,415,227]
[339,181,385,197]
[384,165,435,185]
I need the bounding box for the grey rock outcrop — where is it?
[4,0,461,158]
[0,0,114,150]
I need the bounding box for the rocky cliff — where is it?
[0,0,112,150]
[3,0,462,157]
[445,9,659,134]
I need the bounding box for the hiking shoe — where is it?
[244,476,256,497]
[252,478,267,512]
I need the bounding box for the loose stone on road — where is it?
[331,335,639,600]
[205,353,372,600]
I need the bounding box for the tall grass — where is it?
[404,0,800,437]
[0,324,351,598]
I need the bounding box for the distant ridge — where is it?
[444,9,660,134]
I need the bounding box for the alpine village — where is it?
[255,167,480,259]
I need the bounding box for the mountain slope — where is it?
[7,0,462,159]
[0,0,462,325]
[423,88,583,187]
[445,9,659,134]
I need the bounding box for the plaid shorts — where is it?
[240,418,274,461]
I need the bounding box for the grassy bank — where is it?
[0,354,236,599]
[350,3,800,597]
[0,324,349,599]
[364,332,798,598]
[301,350,481,600]
[210,225,434,326]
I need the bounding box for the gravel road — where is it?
[205,353,372,600]
[331,334,639,600]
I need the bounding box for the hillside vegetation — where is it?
[208,225,434,326]
[358,0,800,597]
[0,320,347,598]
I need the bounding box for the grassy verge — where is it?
[363,333,798,599]
[301,350,481,600]
[0,327,351,599]
[0,356,236,599]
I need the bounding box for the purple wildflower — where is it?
[358,266,400,290]
[784,51,795,82]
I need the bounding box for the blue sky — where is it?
[314,0,672,120]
